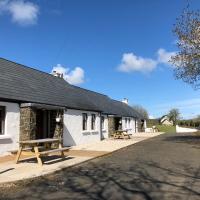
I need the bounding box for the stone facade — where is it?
[20,107,36,141]
[108,117,115,137]
[53,110,64,139]
[52,110,64,147]
[20,107,64,143]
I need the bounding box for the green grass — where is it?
[155,125,176,133]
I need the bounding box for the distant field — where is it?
[156,125,176,133]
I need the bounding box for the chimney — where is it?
[52,71,63,78]
[122,98,128,104]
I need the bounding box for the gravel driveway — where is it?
[1,132,200,200]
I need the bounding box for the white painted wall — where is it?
[101,115,108,139]
[131,118,136,133]
[122,117,136,134]
[0,102,20,155]
[135,120,139,132]
[176,125,198,133]
[144,120,147,129]
[63,109,101,146]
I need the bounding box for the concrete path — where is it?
[1,132,200,200]
[0,132,163,184]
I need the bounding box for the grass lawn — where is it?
[156,125,176,133]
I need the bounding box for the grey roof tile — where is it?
[0,58,142,118]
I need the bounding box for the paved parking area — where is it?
[1,132,200,200]
[0,132,163,184]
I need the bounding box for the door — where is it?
[36,110,49,139]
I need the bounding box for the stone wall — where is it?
[20,107,64,144]
[108,117,115,137]
[53,110,64,140]
[51,110,64,148]
[20,107,36,141]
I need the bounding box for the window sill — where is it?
[82,131,90,135]
[0,135,11,140]
[82,130,89,133]
[82,130,99,135]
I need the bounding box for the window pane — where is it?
[125,118,127,128]
[101,116,104,129]
[0,110,2,134]
[0,107,5,135]
[91,114,96,130]
[82,113,87,130]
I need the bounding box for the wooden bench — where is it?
[113,130,132,139]
[9,146,44,155]
[122,132,132,139]
[16,138,70,166]
[39,147,70,155]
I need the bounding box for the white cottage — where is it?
[0,58,145,156]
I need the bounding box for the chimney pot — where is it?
[122,98,128,104]
[52,71,64,78]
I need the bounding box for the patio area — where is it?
[0,132,163,184]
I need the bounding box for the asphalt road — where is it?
[1,132,200,200]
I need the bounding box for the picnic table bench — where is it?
[15,138,70,166]
[113,130,132,139]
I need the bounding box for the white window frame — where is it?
[91,114,96,130]
[101,116,105,130]
[125,118,128,129]
[82,113,88,131]
[128,118,131,129]
[0,106,5,135]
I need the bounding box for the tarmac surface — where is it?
[1,132,200,200]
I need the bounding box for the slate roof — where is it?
[0,58,143,118]
[70,86,143,118]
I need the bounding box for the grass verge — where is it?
[156,125,176,133]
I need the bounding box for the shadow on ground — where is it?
[1,133,200,200]
[19,155,74,165]
[164,133,200,149]
[1,160,200,200]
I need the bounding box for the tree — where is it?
[132,105,149,119]
[171,5,200,88]
[195,115,200,120]
[168,108,180,126]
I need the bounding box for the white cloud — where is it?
[51,64,85,85]
[157,48,176,65]
[118,48,176,73]
[118,53,157,73]
[0,0,39,26]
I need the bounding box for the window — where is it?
[0,107,5,135]
[101,116,105,130]
[128,118,131,128]
[91,114,96,130]
[125,118,128,129]
[82,113,88,131]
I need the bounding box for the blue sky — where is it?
[0,0,200,119]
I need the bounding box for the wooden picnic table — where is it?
[113,130,132,139]
[15,138,70,166]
